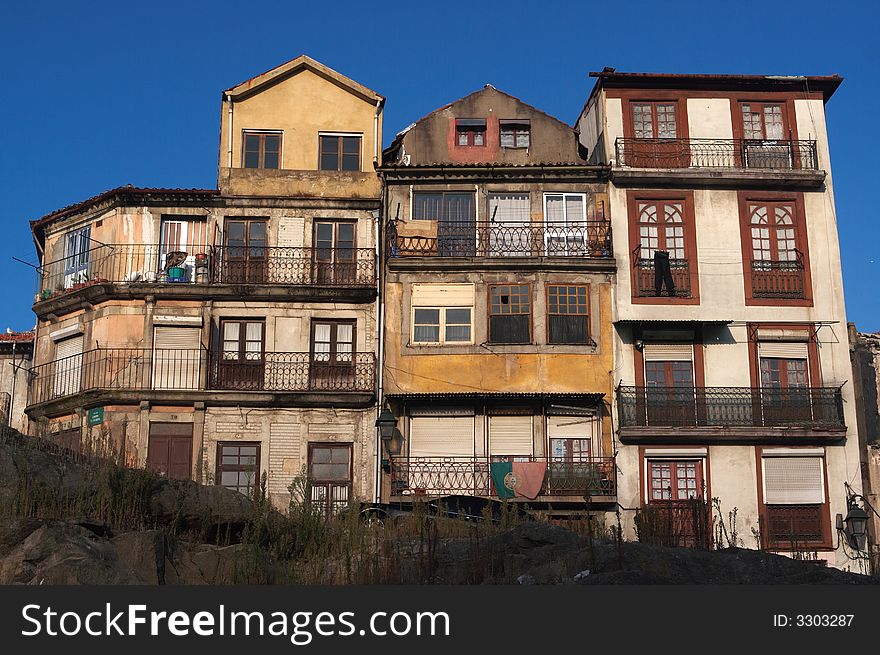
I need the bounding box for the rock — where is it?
[517,574,535,585]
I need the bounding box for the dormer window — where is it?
[500,120,530,148]
[242,131,281,169]
[456,119,486,146]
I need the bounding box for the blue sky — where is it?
[1,0,877,331]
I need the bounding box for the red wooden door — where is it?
[147,422,193,480]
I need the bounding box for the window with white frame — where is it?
[411,283,474,345]
[543,193,588,254]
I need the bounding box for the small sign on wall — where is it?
[87,407,104,426]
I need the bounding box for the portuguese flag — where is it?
[490,461,548,500]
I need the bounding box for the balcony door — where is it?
[308,444,352,516]
[636,201,688,297]
[159,218,208,282]
[223,219,267,283]
[749,202,804,298]
[63,226,92,288]
[217,320,264,390]
[740,102,792,168]
[758,342,810,425]
[313,221,356,285]
[544,193,588,255]
[486,193,530,256]
[628,102,687,168]
[413,192,475,257]
[644,344,695,426]
[548,414,604,495]
[53,335,84,399]
[646,459,707,547]
[309,320,355,390]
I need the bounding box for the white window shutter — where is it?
[763,457,824,504]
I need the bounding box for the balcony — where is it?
[616,386,846,444]
[632,247,691,298]
[751,254,806,299]
[389,456,616,502]
[386,207,613,272]
[34,244,376,314]
[26,348,375,413]
[612,138,824,188]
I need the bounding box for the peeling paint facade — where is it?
[26,56,383,513]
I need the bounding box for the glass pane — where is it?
[500,129,515,148]
[414,308,440,325]
[223,322,240,341]
[445,325,471,342]
[413,325,440,342]
[314,324,331,343]
[341,153,360,171]
[545,195,564,224]
[445,308,471,324]
[336,323,353,345]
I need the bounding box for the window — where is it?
[544,193,587,255]
[222,218,267,283]
[216,319,264,390]
[242,131,281,169]
[455,119,486,146]
[314,221,356,284]
[750,203,797,263]
[310,320,356,390]
[412,192,476,256]
[309,444,352,515]
[411,283,475,345]
[643,344,696,426]
[489,284,531,344]
[500,120,530,148]
[217,442,260,496]
[627,192,699,302]
[547,285,589,344]
[648,460,703,502]
[741,103,786,140]
[632,102,678,139]
[412,307,472,344]
[63,226,92,286]
[488,415,533,460]
[757,341,811,424]
[487,193,531,256]
[319,134,361,171]
[761,455,827,546]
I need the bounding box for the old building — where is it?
[377,86,617,515]
[0,330,33,433]
[849,326,880,559]
[578,69,866,567]
[25,56,383,512]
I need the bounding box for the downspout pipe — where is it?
[374,171,385,503]
[226,94,234,169]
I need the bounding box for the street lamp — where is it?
[375,408,401,455]
[843,499,869,551]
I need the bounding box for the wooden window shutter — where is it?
[643,343,694,362]
[409,416,475,457]
[763,456,824,504]
[488,415,533,456]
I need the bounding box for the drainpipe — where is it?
[226,94,234,169]
[374,173,386,503]
[373,99,382,165]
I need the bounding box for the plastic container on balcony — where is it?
[194,253,209,283]
[167,266,187,283]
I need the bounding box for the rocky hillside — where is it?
[0,431,875,585]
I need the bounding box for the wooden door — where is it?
[646,459,708,548]
[147,422,193,480]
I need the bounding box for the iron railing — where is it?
[389,456,616,498]
[751,252,806,299]
[35,244,375,300]
[209,352,375,393]
[632,247,691,298]
[29,347,206,406]
[387,208,612,259]
[614,137,819,170]
[28,348,376,406]
[211,246,375,286]
[616,386,845,429]
[765,504,824,544]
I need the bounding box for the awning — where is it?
[614,319,732,326]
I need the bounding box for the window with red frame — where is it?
[748,201,806,299]
[635,200,690,298]
[455,119,486,146]
[741,103,786,140]
[648,460,703,502]
[632,102,678,139]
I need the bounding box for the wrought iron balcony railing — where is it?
[632,247,691,298]
[387,207,612,259]
[209,352,375,393]
[614,137,819,171]
[751,252,806,299]
[389,456,616,498]
[616,386,845,429]
[28,348,376,407]
[35,244,375,301]
[764,504,824,544]
[29,347,207,406]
